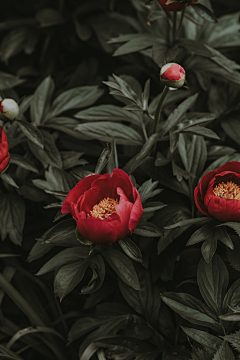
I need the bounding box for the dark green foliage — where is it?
[1,0,240,359]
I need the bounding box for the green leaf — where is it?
[74,104,140,126]
[221,113,240,146]
[75,121,143,146]
[219,313,240,321]
[226,235,240,272]
[161,292,221,331]
[165,217,210,230]
[103,74,142,108]
[28,129,62,168]
[95,145,111,174]
[138,178,162,203]
[17,120,44,149]
[223,278,240,313]
[143,201,166,213]
[113,35,152,56]
[30,76,54,125]
[181,327,222,351]
[0,194,25,245]
[54,261,88,301]
[7,326,65,349]
[35,8,65,27]
[201,238,218,263]
[178,38,213,57]
[193,3,218,23]
[81,255,105,294]
[135,133,160,162]
[1,173,19,188]
[0,71,25,89]
[197,255,229,316]
[134,222,163,237]
[48,86,104,118]
[10,154,38,173]
[223,330,240,352]
[162,93,199,136]
[37,247,88,275]
[213,341,235,360]
[180,125,220,140]
[119,271,162,331]
[118,237,143,263]
[102,249,140,290]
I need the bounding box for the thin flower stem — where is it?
[142,113,149,142]
[113,139,119,168]
[172,12,178,44]
[173,4,187,42]
[153,86,169,134]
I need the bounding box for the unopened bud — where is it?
[0,98,19,121]
[159,0,198,11]
[160,63,186,89]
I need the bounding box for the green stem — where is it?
[113,139,118,169]
[172,12,178,45]
[153,86,169,134]
[173,4,187,42]
[142,113,148,142]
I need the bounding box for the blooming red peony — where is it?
[160,63,186,89]
[159,0,197,11]
[61,169,143,244]
[0,126,10,174]
[194,161,240,222]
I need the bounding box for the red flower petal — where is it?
[128,187,143,233]
[0,155,10,174]
[217,161,240,174]
[61,174,101,214]
[115,187,134,240]
[194,185,210,216]
[78,187,100,214]
[207,196,240,222]
[0,127,9,164]
[77,211,119,244]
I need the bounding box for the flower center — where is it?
[213,181,240,200]
[89,197,119,220]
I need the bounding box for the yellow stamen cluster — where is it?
[89,197,119,220]
[213,181,240,200]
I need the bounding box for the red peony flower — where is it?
[159,0,197,11]
[0,126,10,174]
[160,63,186,89]
[61,169,143,244]
[194,161,240,222]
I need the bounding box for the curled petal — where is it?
[0,155,10,174]
[207,196,240,222]
[115,187,134,240]
[218,161,240,174]
[128,187,143,233]
[77,211,119,244]
[0,127,9,164]
[61,174,101,214]
[78,187,100,214]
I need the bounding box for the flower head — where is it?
[0,98,19,121]
[160,63,186,89]
[61,169,143,244]
[0,126,10,174]
[194,161,240,222]
[159,0,198,11]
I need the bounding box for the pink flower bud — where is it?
[0,98,19,121]
[160,63,186,89]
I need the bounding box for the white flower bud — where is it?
[0,98,19,121]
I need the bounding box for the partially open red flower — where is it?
[0,126,10,174]
[160,63,186,89]
[61,169,143,244]
[194,161,240,222]
[159,0,197,11]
